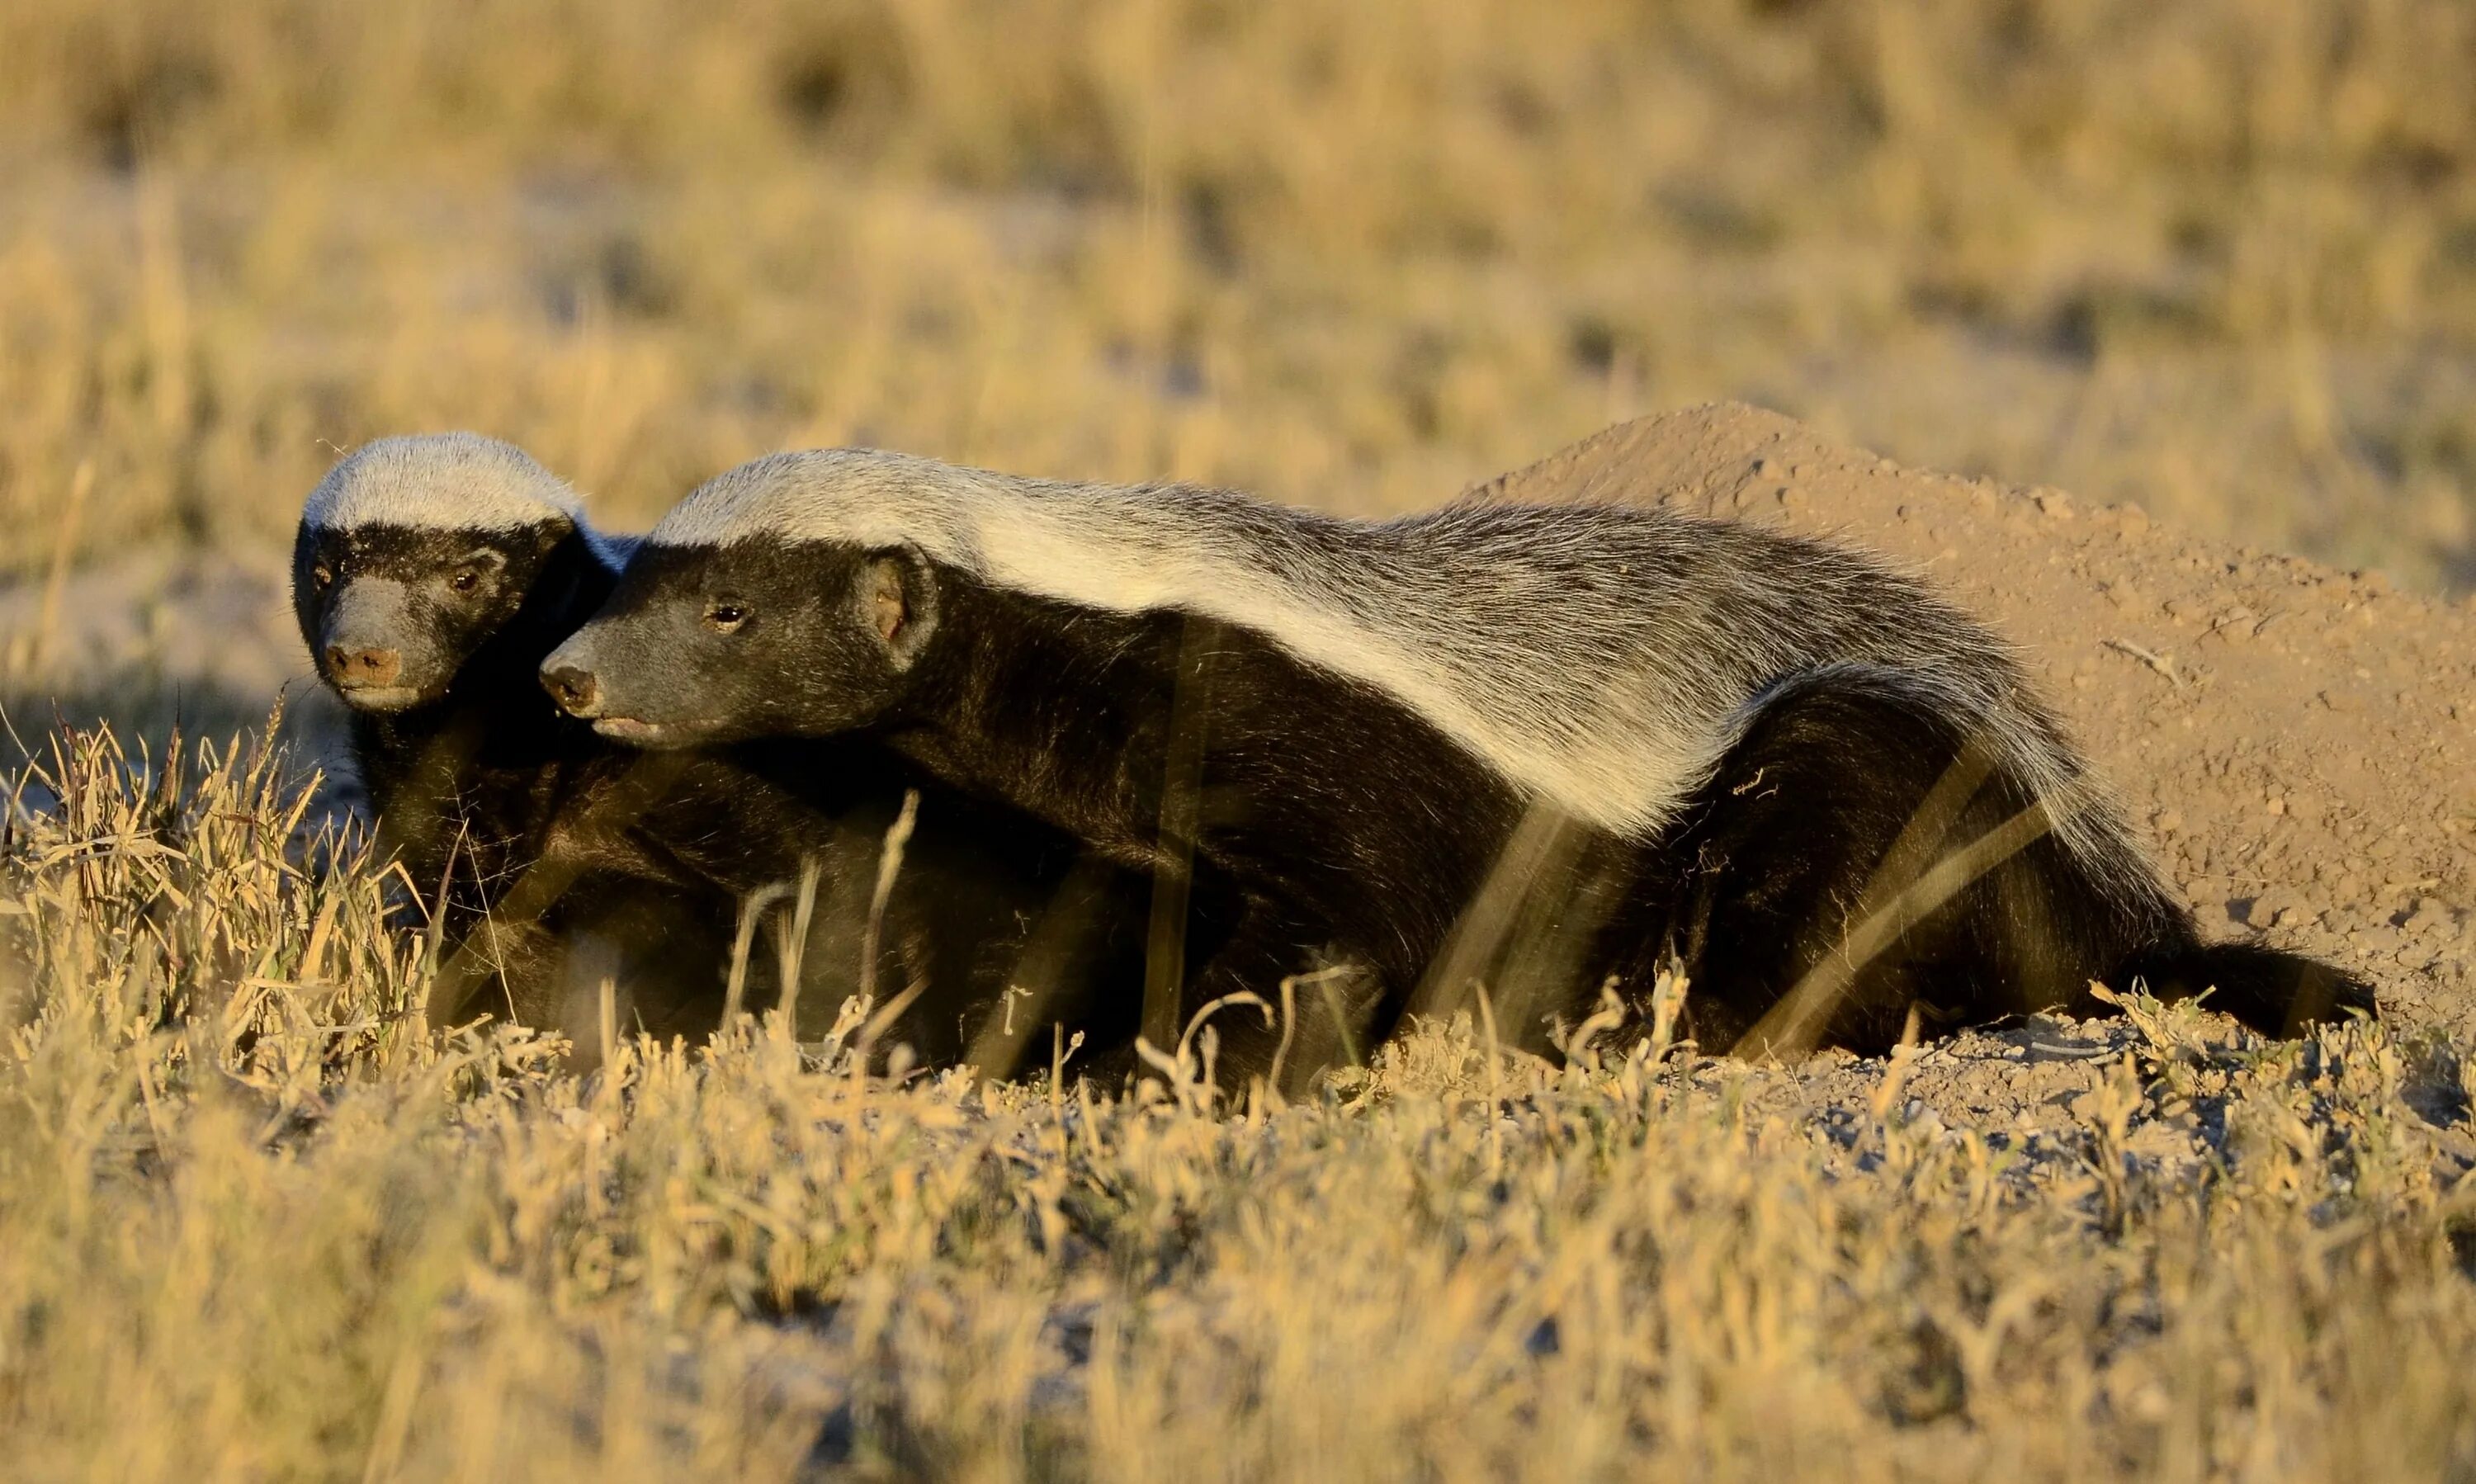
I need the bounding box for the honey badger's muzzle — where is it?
[539,626,696,747]
[538,626,606,718]
[538,659,601,717]
[318,578,432,712]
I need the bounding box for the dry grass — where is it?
[0,0,2471,588]
[2,720,2474,1481]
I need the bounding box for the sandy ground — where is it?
[0,541,347,757]
[1483,404,2476,1041]
[6,404,2469,1050]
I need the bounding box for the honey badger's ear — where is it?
[529,515,578,555]
[857,544,938,671]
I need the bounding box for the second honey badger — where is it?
[294,434,1161,1068]
[541,450,2370,1085]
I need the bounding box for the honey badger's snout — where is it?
[538,630,608,719]
[538,629,711,748]
[317,577,430,709]
[324,643,402,688]
[540,662,602,718]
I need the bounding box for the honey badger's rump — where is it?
[544,450,2370,1086]
[1623,665,2368,1056]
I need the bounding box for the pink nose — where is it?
[325,645,401,688]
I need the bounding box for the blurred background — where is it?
[0,0,2472,740]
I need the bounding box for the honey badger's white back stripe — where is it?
[304,433,628,565]
[649,449,2148,886]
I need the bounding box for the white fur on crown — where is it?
[303,433,621,560]
[642,449,2137,884]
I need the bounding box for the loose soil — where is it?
[1479,403,2476,1040]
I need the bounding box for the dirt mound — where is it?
[1477,404,2476,1035]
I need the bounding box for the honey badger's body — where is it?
[295,436,1162,1069]
[546,451,2370,1082]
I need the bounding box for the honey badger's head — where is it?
[539,534,938,749]
[294,434,621,715]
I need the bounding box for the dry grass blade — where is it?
[8,456,92,680]
[722,881,795,1028]
[857,787,919,1014]
[778,854,822,1023]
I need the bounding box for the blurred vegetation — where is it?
[0,0,2472,587]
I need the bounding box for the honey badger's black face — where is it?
[292,518,578,713]
[541,540,938,749]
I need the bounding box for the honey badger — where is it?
[540,448,2370,1083]
[295,434,1165,1070]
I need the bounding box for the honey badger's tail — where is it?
[2111,939,2377,1038]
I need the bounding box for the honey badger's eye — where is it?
[447,550,505,595]
[705,602,749,632]
[310,564,334,590]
